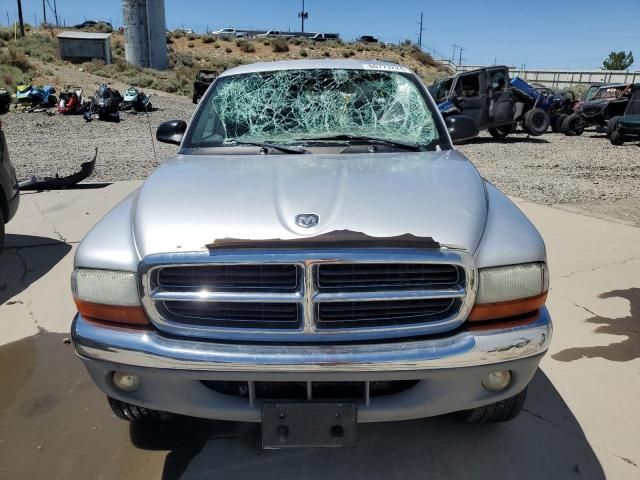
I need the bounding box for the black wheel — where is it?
[552,114,568,133]
[0,101,9,114]
[192,95,198,104]
[107,397,172,423]
[563,113,585,136]
[606,116,622,138]
[461,388,527,424]
[488,124,515,139]
[523,108,549,136]
[610,130,625,146]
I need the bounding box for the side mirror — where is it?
[445,115,479,143]
[156,120,187,145]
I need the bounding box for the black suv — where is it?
[0,120,20,248]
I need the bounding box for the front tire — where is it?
[107,397,172,423]
[461,388,527,424]
[523,108,549,136]
[609,130,625,146]
[552,113,568,133]
[488,124,515,139]
[606,116,622,138]
[563,113,585,136]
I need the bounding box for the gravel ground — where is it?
[3,87,639,225]
[3,92,194,182]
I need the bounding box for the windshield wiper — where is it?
[228,140,307,154]
[295,135,423,151]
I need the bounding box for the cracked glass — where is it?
[187,69,439,147]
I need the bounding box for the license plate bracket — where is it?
[262,402,357,448]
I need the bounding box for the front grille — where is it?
[202,380,420,401]
[317,298,456,328]
[142,251,472,341]
[162,301,300,329]
[157,264,299,291]
[317,263,461,289]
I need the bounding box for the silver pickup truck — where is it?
[71,60,551,448]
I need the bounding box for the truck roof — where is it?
[219,59,412,77]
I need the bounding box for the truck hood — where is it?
[132,150,488,257]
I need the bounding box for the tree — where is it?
[602,51,634,70]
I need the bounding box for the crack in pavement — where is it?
[31,196,69,244]
[524,409,640,471]
[557,257,640,280]
[11,247,38,328]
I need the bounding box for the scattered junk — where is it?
[15,85,57,111]
[84,84,123,122]
[122,86,153,112]
[56,31,113,64]
[192,70,218,104]
[608,83,640,145]
[0,89,10,114]
[18,148,97,191]
[57,86,88,115]
[563,83,632,136]
[15,84,33,105]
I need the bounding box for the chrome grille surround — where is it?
[140,249,477,342]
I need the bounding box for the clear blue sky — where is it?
[7,0,639,69]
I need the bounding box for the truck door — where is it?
[451,72,487,128]
[487,67,516,127]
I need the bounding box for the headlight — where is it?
[469,263,548,321]
[71,269,149,325]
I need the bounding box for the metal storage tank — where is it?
[122,0,168,70]
[57,31,112,64]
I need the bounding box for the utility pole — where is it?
[458,46,464,65]
[42,0,46,24]
[416,12,425,48]
[33,12,37,27]
[16,0,25,37]
[298,0,308,33]
[451,44,459,63]
[53,0,59,26]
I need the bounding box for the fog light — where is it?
[482,370,511,392]
[112,372,140,392]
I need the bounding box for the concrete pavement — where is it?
[0,182,638,479]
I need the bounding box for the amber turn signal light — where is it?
[468,292,547,322]
[74,299,150,325]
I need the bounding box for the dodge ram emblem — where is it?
[295,213,319,228]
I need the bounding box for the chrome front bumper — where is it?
[72,307,552,373]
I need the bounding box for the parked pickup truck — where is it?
[256,30,294,39]
[71,60,552,448]
[211,27,246,39]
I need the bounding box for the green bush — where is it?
[342,50,355,58]
[409,46,436,67]
[213,43,221,49]
[225,47,232,53]
[271,38,289,53]
[187,34,196,41]
[236,40,255,53]
[202,35,215,44]
[323,50,331,57]
[299,48,308,57]
[188,42,195,48]
[172,29,185,38]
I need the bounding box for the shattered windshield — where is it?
[429,77,453,104]
[185,68,440,148]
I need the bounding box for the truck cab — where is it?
[430,66,517,138]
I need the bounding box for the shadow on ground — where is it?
[131,371,605,480]
[0,235,72,304]
[553,287,640,362]
[0,331,606,480]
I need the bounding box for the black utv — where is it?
[608,84,640,145]
[563,84,632,136]
[193,70,218,104]
[430,66,547,139]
